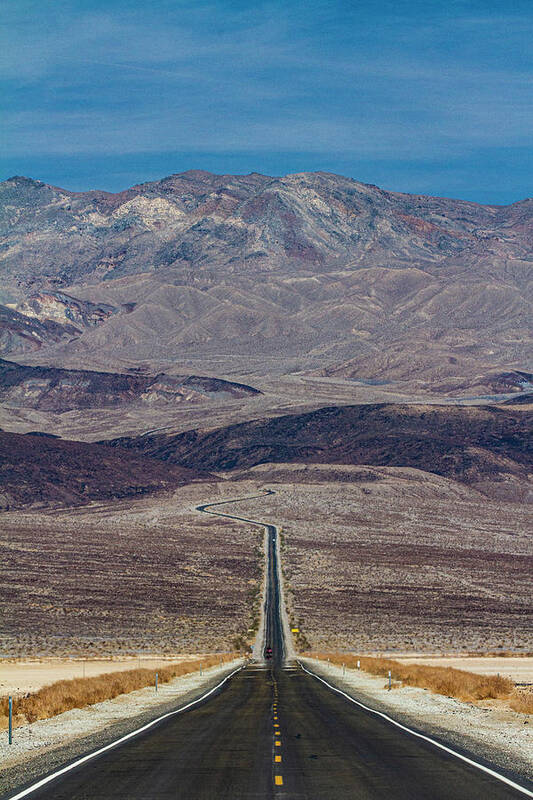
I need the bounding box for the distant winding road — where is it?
[5,491,532,799]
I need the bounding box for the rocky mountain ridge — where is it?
[1,171,532,291]
[1,170,531,393]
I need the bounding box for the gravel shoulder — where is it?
[301,657,533,786]
[0,658,244,798]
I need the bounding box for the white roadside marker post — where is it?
[388,670,392,691]
[200,663,203,676]
[155,672,158,693]
[8,696,12,744]
[357,659,360,670]
[342,663,345,677]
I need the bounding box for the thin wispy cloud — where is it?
[1,0,532,202]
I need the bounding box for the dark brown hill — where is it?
[0,358,260,412]
[502,395,533,405]
[0,430,211,510]
[105,404,532,497]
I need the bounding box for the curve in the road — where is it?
[196,489,292,664]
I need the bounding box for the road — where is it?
[6,493,532,799]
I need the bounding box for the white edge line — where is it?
[7,665,244,800]
[299,662,533,798]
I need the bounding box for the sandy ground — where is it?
[0,658,244,794]
[302,657,533,783]
[396,656,533,683]
[0,655,208,695]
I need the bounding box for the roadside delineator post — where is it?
[155,673,158,692]
[8,696,12,745]
[200,663,203,676]
[342,663,345,677]
[357,660,360,670]
[388,670,392,691]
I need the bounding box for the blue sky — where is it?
[1,0,532,203]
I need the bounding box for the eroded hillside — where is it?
[1,171,531,395]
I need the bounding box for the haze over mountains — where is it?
[0,170,531,396]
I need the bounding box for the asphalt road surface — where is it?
[6,493,532,799]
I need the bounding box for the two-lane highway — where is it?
[197,491,288,664]
[5,492,532,799]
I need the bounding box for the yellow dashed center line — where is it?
[275,754,282,763]
[275,775,283,786]
[275,731,280,736]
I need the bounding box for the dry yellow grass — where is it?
[508,691,533,714]
[311,653,516,704]
[0,654,237,728]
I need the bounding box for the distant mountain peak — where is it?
[4,175,45,187]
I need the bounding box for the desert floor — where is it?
[0,482,263,658]
[2,468,531,661]
[395,656,533,682]
[2,655,531,700]
[220,465,533,654]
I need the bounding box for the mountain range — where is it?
[0,170,531,396]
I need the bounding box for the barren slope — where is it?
[1,171,531,394]
[105,403,532,500]
[0,431,210,510]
